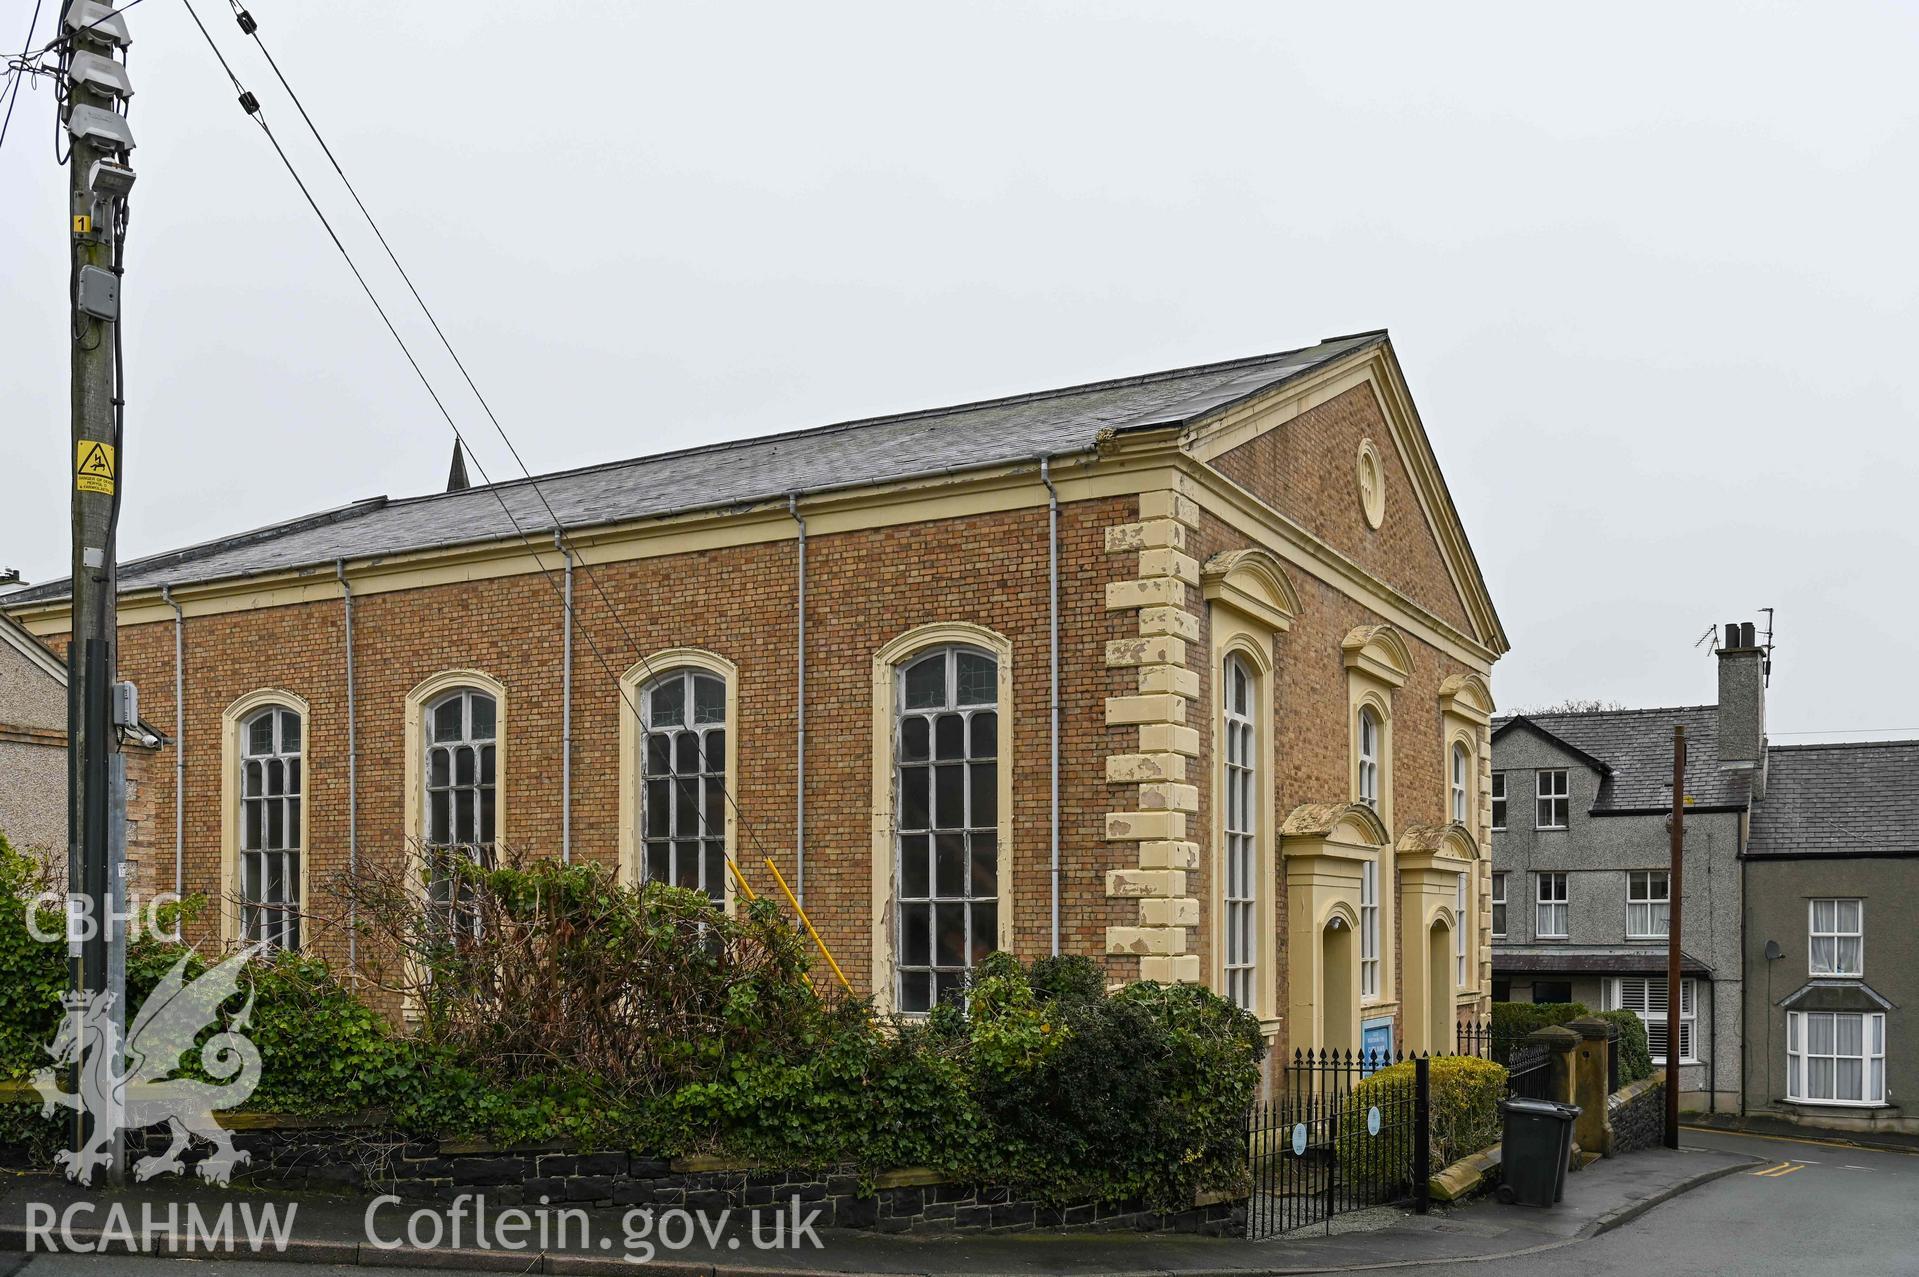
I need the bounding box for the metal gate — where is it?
[1244,1050,1429,1238]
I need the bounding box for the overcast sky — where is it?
[4,1,1915,740]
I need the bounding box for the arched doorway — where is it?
[1324,917,1357,1051]
[1428,919,1453,1053]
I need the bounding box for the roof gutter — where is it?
[17,452,1111,613]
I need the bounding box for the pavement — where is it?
[1390,1128,1919,1276]
[0,1137,1759,1276]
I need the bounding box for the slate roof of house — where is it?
[1492,945,1714,977]
[7,332,1388,606]
[1745,740,1919,858]
[1494,705,1751,811]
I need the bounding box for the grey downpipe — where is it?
[788,494,807,905]
[1039,457,1061,956]
[556,531,574,863]
[162,585,184,897]
[334,561,359,969]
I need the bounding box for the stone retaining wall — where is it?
[105,1120,1244,1237]
[1609,1076,1664,1154]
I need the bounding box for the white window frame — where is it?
[1451,743,1469,824]
[238,704,303,952]
[1536,871,1569,939]
[423,686,500,931]
[1608,976,1698,1065]
[1490,771,1506,831]
[1360,858,1380,1000]
[1536,768,1569,829]
[1221,655,1258,1013]
[893,644,1002,1013]
[1455,872,1468,988]
[1357,708,1380,811]
[1788,1010,1886,1106]
[1626,869,1670,940]
[1808,899,1863,977]
[1491,872,1507,939]
[637,667,730,906]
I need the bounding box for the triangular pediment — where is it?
[1181,337,1506,655]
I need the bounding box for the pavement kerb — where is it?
[0,1151,1765,1277]
[1158,1148,1768,1277]
[1582,1152,1761,1238]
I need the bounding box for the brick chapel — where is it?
[6,331,1507,1061]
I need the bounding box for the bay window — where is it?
[1788,1011,1886,1106]
[1608,976,1697,1064]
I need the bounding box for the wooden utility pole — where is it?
[1664,724,1686,1149]
[59,0,136,1179]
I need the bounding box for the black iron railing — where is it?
[1455,1018,1554,1099]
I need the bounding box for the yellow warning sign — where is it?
[75,441,116,495]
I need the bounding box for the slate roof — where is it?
[1493,945,1714,977]
[1746,740,1919,858]
[7,333,1388,606]
[1494,706,1751,811]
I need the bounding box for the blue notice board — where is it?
[1360,1017,1394,1076]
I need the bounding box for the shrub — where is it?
[0,837,1263,1208]
[1490,1000,1590,1059]
[946,953,1264,1205]
[0,833,64,1080]
[1337,1056,1505,1181]
[1596,1009,1653,1085]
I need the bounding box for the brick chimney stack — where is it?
[1716,620,1767,799]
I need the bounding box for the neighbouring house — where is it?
[1741,740,1919,1136]
[1489,625,1768,1114]
[4,332,1508,1067]
[0,608,70,859]
[0,605,167,879]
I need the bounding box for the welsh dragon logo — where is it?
[32,947,264,1186]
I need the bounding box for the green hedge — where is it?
[1490,1000,1591,1047]
[1492,1002,1652,1089]
[1595,1009,1653,1085]
[0,839,1262,1208]
[1336,1056,1505,1180]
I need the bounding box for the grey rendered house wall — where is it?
[0,635,67,857]
[1492,726,1744,1111]
[1743,857,1918,1135]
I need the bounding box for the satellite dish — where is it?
[1763,940,1785,961]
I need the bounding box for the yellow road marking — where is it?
[1683,1123,1919,1157]
[1751,1161,1805,1177]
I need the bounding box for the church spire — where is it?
[447,440,471,492]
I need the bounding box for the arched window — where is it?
[894,645,998,1012]
[424,688,497,855]
[1357,708,1380,810]
[424,688,497,933]
[639,668,728,905]
[1221,655,1257,1011]
[239,705,302,950]
[1360,858,1379,999]
[1456,873,1469,987]
[1452,743,1469,824]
